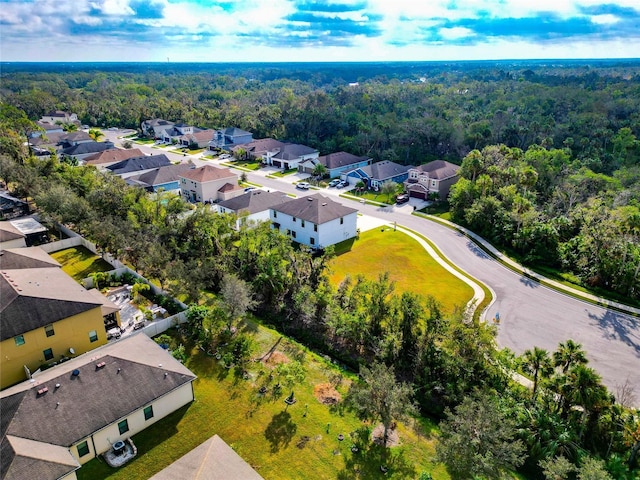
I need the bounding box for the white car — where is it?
[218,154,232,160]
[296,182,310,190]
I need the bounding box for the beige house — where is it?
[84,147,145,169]
[404,160,461,201]
[179,165,243,203]
[0,334,197,480]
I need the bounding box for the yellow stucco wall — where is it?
[72,382,194,465]
[0,307,107,389]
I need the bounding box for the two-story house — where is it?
[343,160,413,190]
[404,160,461,200]
[0,249,121,389]
[141,118,175,138]
[1,333,196,480]
[299,151,372,178]
[208,127,254,151]
[179,165,243,203]
[179,129,216,149]
[160,124,198,144]
[270,194,358,249]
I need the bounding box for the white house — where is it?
[179,165,243,203]
[270,194,358,249]
[39,111,78,125]
[217,190,292,229]
[0,333,197,480]
[141,118,175,138]
[264,143,319,170]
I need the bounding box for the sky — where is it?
[1,0,639,62]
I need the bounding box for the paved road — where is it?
[103,131,640,401]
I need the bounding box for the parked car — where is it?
[296,182,310,190]
[218,154,232,160]
[328,179,341,187]
[336,181,349,189]
[244,187,257,193]
[396,193,410,204]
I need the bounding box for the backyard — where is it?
[77,323,449,480]
[49,246,113,283]
[328,229,473,314]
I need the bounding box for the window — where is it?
[273,211,277,218]
[310,238,315,245]
[43,348,54,361]
[340,217,344,225]
[89,330,98,343]
[293,217,296,223]
[77,441,90,457]
[301,220,305,228]
[14,335,25,346]
[144,405,154,420]
[291,231,297,239]
[431,180,437,187]
[313,224,318,232]
[118,419,129,435]
[45,324,55,337]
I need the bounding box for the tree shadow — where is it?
[588,308,640,355]
[519,273,540,288]
[264,410,297,453]
[336,428,417,479]
[465,240,489,259]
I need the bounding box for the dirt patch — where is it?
[371,423,400,447]
[262,350,290,368]
[313,383,342,405]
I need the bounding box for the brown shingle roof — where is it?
[414,160,460,180]
[233,138,286,157]
[272,194,357,224]
[319,151,370,170]
[179,165,236,183]
[217,183,241,193]
[84,148,145,165]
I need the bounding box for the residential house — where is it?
[0,333,197,480]
[148,434,263,480]
[270,194,358,249]
[141,118,175,138]
[179,129,216,149]
[217,190,292,229]
[0,222,27,250]
[30,130,91,151]
[84,148,145,169]
[39,111,78,125]
[106,154,172,179]
[208,127,254,151]
[0,246,62,269]
[299,151,372,178]
[60,140,115,162]
[0,192,29,220]
[232,138,286,161]
[179,165,242,203]
[0,218,48,247]
[127,162,195,192]
[0,259,120,388]
[264,143,319,170]
[58,131,93,148]
[160,124,198,144]
[342,160,413,190]
[32,121,64,138]
[404,160,461,200]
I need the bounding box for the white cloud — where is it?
[439,27,475,40]
[590,14,620,24]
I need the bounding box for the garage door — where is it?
[409,189,427,200]
[272,160,282,168]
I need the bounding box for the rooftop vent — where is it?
[322,203,327,206]
[71,369,80,377]
[307,197,314,201]
[96,362,106,369]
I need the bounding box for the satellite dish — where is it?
[69,348,75,355]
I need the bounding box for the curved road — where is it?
[105,131,640,402]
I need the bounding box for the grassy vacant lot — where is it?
[329,229,473,314]
[77,323,447,480]
[222,159,263,170]
[49,246,113,282]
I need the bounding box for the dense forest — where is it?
[1,61,640,478]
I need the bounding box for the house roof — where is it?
[35,122,63,131]
[84,148,145,165]
[8,218,47,236]
[0,193,27,212]
[413,160,460,180]
[359,161,412,181]
[218,183,241,194]
[271,143,317,161]
[218,190,292,215]
[1,334,196,480]
[180,129,215,144]
[127,162,194,188]
[0,247,61,270]
[0,267,104,341]
[179,165,236,183]
[273,194,357,224]
[318,151,370,170]
[148,434,263,480]
[2,435,80,480]
[45,111,70,118]
[106,154,172,175]
[233,138,286,156]
[220,127,252,137]
[60,131,92,143]
[61,141,113,157]
[0,222,25,242]
[143,119,175,127]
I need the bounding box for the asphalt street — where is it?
[104,131,640,401]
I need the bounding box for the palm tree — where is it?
[88,128,104,142]
[564,365,610,440]
[553,340,588,374]
[522,347,553,401]
[312,163,327,179]
[62,123,78,132]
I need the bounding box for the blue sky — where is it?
[1,0,639,62]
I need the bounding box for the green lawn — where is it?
[328,229,473,314]
[222,159,263,171]
[77,324,446,480]
[268,168,298,178]
[49,246,113,282]
[133,138,156,145]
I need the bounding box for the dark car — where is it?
[396,193,410,204]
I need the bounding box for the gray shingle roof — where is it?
[61,141,113,156]
[0,222,25,242]
[271,144,317,161]
[106,154,171,175]
[414,160,460,179]
[361,161,412,181]
[127,162,194,188]
[218,190,292,215]
[319,151,370,170]
[272,194,357,224]
[0,247,61,270]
